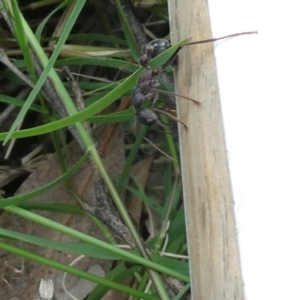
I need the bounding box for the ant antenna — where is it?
[161,31,258,70]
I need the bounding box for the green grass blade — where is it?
[55,57,139,72]
[0,228,121,260]
[3,206,190,282]
[0,227,189,275]
[88,108,135,124]
[0,151,89,208]
[114,0,140,61]
[0,241,158,300]
[19,202,83,214]
[116,125,147,192]
[0,94,44,113]
[0,67,142,141]
[10,0,36,80]
[126,185,164,217]
[87,263,138,300]
[35,0,72,41]
[4,0,86,144]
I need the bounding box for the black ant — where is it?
[132,31,257,131]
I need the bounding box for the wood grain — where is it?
[168,1,244,299]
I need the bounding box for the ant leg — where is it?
[143,136,176,162]
[148,91,159,107]
[150,88,201,105]
[152,107,188,131]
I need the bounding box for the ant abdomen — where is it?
[136,108,168,129]
[132,86,158,111]
[136,108,157,126]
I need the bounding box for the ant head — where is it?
[149,39,170,57]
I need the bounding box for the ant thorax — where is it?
[139,39,170,67]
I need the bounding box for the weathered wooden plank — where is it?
[168,1,244,299]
